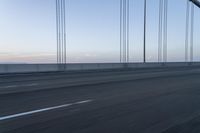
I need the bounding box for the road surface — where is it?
[1,67,200,133]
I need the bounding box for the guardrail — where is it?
[0,62,199,74]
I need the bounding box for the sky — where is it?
[0,0,200,63]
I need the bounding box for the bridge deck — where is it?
[1,67,200,133]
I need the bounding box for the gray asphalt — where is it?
[1,67,200,133]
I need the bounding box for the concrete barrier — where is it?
[6,64,38,73]
[128,63,163,68]
[0,62,199,74]
[37,64,58,72]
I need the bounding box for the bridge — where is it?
[1,0,200,133]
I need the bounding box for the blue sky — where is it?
[0,0,200,63]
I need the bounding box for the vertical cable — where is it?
[158,0,161,62]
[185,0,190,62]
[56,0,59,63]
[58,0,61,64]
[163,0,168,62]
[124,0,127,63]
[122,0,123,62]
[158,0,163,62]
[143,0,147,63]
[190,4,194,62]
[63,0,66,64]
[120,0,122,63]
[160,0,163,62]
[60,0,62,64]
[61,0,64,64]
[123,0,126,62]
[163,0,166,62]
[127,0,130,62]
[56,0,67,67]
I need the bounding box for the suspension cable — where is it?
[127,0,130,62]
[63,0,66,64]
[158,0,163,62]
[185,0,190,62]
[56,0,59,63]
[143,0,147,63]
[163,0,168,62]
[190,3,194,62]
[120,0,122,62]
[58,0,61,64]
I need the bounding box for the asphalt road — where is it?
[1,67,200,133]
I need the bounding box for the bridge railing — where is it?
[0,62,200,74]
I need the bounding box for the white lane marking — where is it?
[1,83,38,89]
[0,100,92,121]
[23,83,38,87]
[2,85,18,88]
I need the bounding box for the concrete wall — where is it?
[127,62,200,68]
[0,62,199,74]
